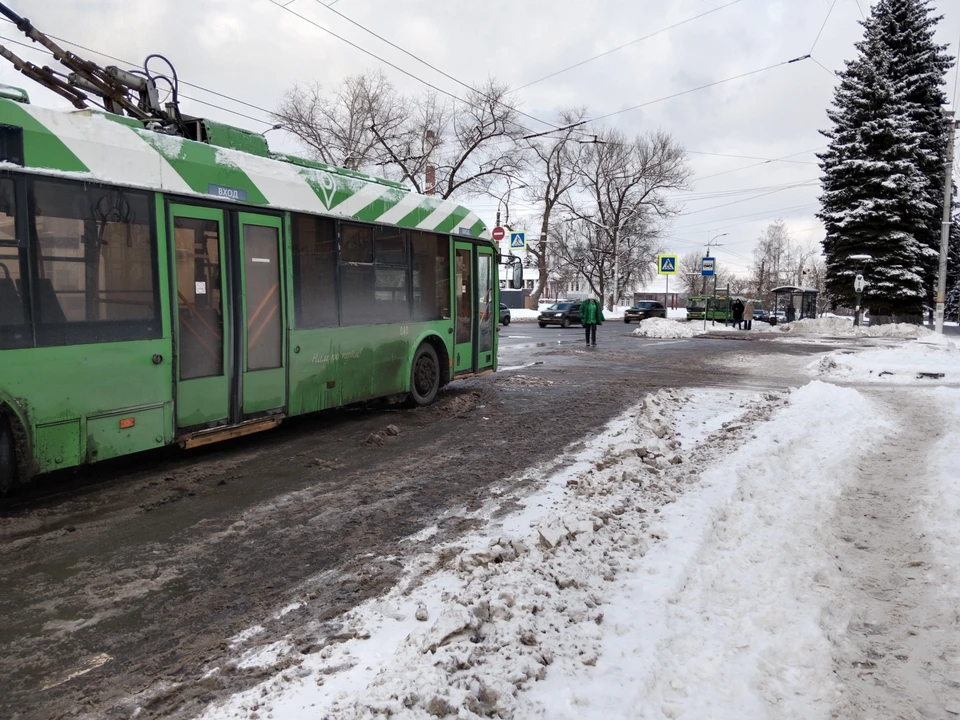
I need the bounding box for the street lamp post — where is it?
[850,254,872,327]
[704,232,728,309]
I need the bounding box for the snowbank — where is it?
[776,317,932,338]
[630,318,697,339]
[811,338,960,383]
[199,380,898,720]
[507,308,541,321]
[920,388,960,632]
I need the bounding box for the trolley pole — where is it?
[935,110,957,334]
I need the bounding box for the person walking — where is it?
[732,298,745,330]
[580,296,604,346]
[743,299,754,331]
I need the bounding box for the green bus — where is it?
[685,296,708,320]
[0,98,519,492]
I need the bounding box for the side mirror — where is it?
[511,262,523,290]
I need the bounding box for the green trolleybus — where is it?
[0,98,520,492]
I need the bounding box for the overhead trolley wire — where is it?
[515,0,744,91]
[810,0,838,55]
[583,56,811,126]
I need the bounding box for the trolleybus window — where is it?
[291,214,338,329]
[340,222,411,326]
[411,231,450,321]
[455,248,472,344]
[0,178,30,348]
[174,217,224,380]
[243,223,282,371]
[374,227,409,323]
[477,252,493,354]
[340,222,377,326]
[30,179,159,346]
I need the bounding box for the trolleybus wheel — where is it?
[0,416,17,495]
[408,342,440,407]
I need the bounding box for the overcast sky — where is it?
[1,0,958,277]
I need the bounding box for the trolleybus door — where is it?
[476,246,495,372]
[170,205,230,429]
[237,213,285,416]
[453,242,474,373]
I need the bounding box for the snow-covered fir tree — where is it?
[818,0,954,320]
[818,48,933,316]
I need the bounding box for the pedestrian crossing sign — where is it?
[658,254,678,275]
[510,231,525,249]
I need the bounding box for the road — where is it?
[0,324,842,719]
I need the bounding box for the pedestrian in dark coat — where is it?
[732,299,745,330]
[580,297,604,346]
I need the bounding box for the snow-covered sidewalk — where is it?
[195,337,960,720]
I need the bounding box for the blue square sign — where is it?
[701,257,715,277]
[657,254,678,275]
[510,231,525,249]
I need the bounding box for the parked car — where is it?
[538,301,581,328]
[623,300,666,323]
[499,302,511,326]
[752,308,766,322]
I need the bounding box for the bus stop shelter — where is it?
[770,285,819,323]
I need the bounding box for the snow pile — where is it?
[630,318,697,339]
[507,308,541,321]
[776,317,931,338]
[811,338,960,383]
[200,389,746,719]
[608,381,888,719]
[201,381,899,720]
[311,390,696,718]
[920,388,960,627]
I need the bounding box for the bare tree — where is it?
[679,252,708,295]
[521,107,589,304]
[679,252,741,297]
[751,220,822,306]
[561,128,690,309]
[374,78,527,199]
[274,70,407,171]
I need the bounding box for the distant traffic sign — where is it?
[854,274,867,292]
[510,231,526,249]
[492,226,505,241]
[701,257,715,277]
[657,254,678,275]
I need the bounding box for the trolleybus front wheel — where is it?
[0,415,17,495]
[408,342,440,407]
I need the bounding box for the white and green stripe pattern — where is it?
[0,99,489,239]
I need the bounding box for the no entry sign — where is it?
[492,226,505,241]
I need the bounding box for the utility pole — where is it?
[613,228,619,311]
[935,109,957,334]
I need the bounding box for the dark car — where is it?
[499,302,511,326]
[752,308,765,322]
[623,300,666,323]
[538,301,581,328]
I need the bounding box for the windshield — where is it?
[632,303,652,309]
[547,303,573,311]
[687,299,707,311]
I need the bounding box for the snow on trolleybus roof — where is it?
[0,99,490,240]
